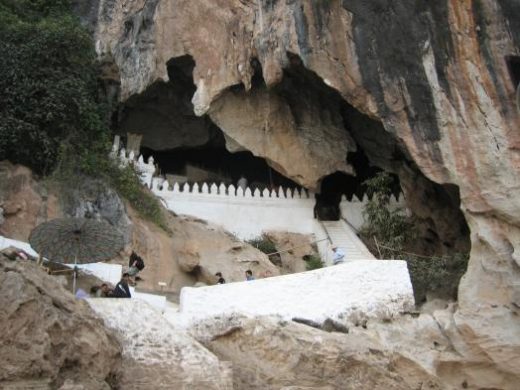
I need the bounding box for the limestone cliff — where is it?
[77,1,520,388]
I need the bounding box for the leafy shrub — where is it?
[247,234,277,255]
[303,254,323,270]
[247,235,282,266]
[109,165,170,232]
[360,172,469,303]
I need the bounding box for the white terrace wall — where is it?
[112,143,405,240]
[180,260,415,325]
[153,179,316,240]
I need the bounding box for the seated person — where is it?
[332,246,345,265]
[245,269,255,281]
[215,272,226,284]
[112,273,132,298]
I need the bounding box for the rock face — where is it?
[170,216,280,284]
[189,315,444,390]
[87,1,520,387]
[0,255,122,389]
[264,232,318,274]
[87,298,232,389]
[0,161,61,240]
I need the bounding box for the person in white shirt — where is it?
[332,246,345,265]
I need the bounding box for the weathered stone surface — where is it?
[0,255,121,389]
[189,315,444,390]
[87,298,232,389]
[209,85,354,189]
[0,162,50,240]
[170,216,280,284]
[264,231,318,274]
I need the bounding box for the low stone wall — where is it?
[179,260,415,326]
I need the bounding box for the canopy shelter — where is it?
[29,218,124,292]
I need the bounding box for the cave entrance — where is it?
[140,145,299,191]
[315,150,401,221]
[116,55,300,191]
[269,53,470,263]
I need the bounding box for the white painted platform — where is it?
[180,260,415,325]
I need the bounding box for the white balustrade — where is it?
[110,137,405,240]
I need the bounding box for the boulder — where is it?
[87,298,232,389]
[0,255,122,389]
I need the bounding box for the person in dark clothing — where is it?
[215,272,226,284]
[245,269,255,281]
[128,251,145,281]
[112,273,132,298]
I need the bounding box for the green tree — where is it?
[361,172,413,258]
[0,0,109,174]
[360,172,468,303]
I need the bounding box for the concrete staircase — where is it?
[320,220,375,262]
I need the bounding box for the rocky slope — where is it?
[74,0,520,388]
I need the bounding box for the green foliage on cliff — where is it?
[0,1,169,232]
[360,172,469,303]
[303,254,323,270]
[0,0,110,174]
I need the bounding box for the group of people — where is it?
[89,272,133,298]
[78,251,146,299]
[214,269,256,285]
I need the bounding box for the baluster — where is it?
[161,180,169,192]
[193,183,200,193]
[253,188,260,198]
[201,183,209,194]
[173,182,180,193]
[262,188,270,198]
[228,184,236,196]
[219,183,227,195]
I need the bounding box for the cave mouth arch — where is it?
[114,51,470,277]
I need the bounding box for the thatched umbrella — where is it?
[29,218,124,292]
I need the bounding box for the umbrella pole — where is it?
[72,255,77,294]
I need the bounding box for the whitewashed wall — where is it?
[154,181,316,240]
[180,260,415,325]
[339,194,406,231]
